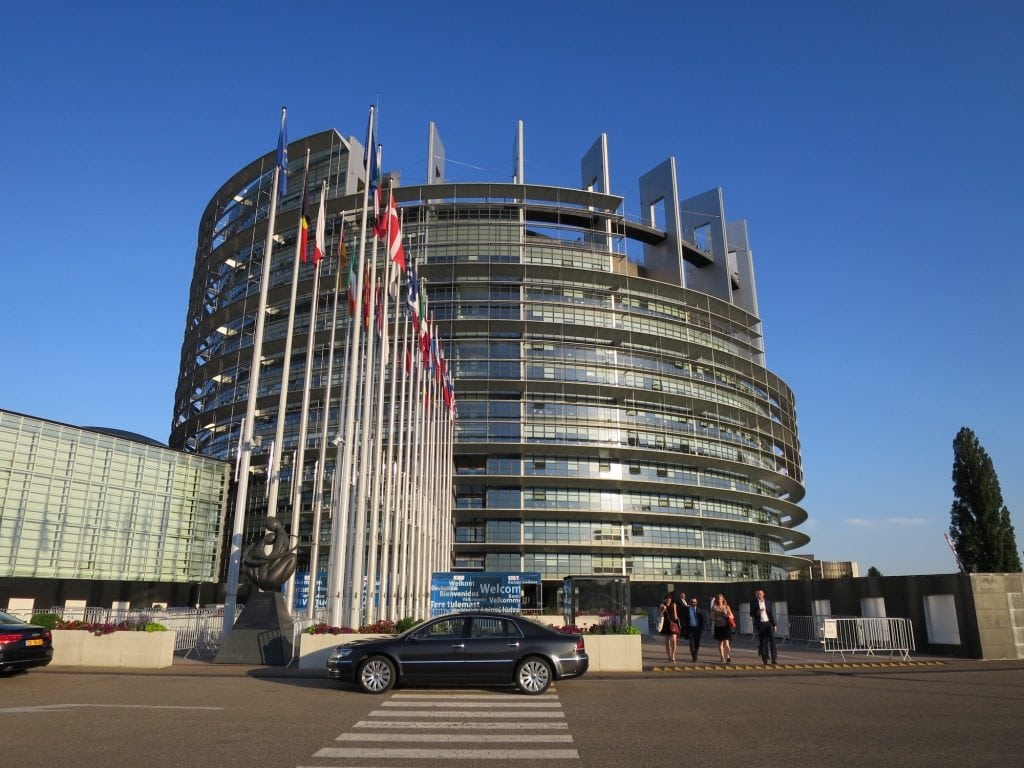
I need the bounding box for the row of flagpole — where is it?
[222,106,457,639]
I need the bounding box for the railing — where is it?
[26,606,242,659]
[822,618,915,661]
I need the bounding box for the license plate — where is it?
[25,638,44,646]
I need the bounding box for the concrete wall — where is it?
[970,573,1024,660]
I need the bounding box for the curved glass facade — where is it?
[172,128,809,590]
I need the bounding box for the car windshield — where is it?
[0,610,27,624]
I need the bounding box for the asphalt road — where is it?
[3,660,1023,768]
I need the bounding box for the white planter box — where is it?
[50,630,176,668]
[298,633,389,670]
[582,634,642,672]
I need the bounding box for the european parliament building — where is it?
[171,123,809,605]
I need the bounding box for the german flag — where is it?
[298,182,310,263]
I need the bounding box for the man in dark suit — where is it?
[683,596,706,662]
[749,588,777,665]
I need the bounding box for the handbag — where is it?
[669,619,681,635]
[727,614,737,629]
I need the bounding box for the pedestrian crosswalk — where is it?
[298,689,580,764]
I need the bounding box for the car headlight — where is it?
[328,647,354,661]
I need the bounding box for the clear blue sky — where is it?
[2,1,1021,577]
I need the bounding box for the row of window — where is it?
[456,553,786,581]
[455,519,781,552]
[456,486,782,526]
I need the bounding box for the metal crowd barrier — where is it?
[26,606,242,658]
[822,617,915,661]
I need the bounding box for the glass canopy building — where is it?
[171,123,809,601]
[0,409,230,608]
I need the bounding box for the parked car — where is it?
[0,611,54,674]
[327,612,588,694]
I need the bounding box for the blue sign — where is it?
[430,572,542,617]
[291,570,329,611]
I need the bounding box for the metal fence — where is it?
[24,606,242,658]
[822,617,915,661]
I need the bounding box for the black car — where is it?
[0,611,54,674]
[327,612,588,695]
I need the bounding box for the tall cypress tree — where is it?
[948,427,1022,573]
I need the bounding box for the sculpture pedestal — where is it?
[213,592,294,665]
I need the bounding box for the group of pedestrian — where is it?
[657,588,778,666]
[658,591,735,663]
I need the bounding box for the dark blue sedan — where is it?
[0,611,53,674]
[327,612,588,694]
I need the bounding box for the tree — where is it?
[866,566,883,578]
[948,427,1022,573]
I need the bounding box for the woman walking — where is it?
[710,593,735,663]
[658,593,680,662]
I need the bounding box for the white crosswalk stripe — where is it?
[299,688,581,764]
[352,720,569,729]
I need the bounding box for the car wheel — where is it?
[357,655,395,694]
[515,656,552,695]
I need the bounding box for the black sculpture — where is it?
[214,517,297,665]
[242,517,298,591]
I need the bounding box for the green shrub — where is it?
[395,616,422,633]
[30,613,59,629]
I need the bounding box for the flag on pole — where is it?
[298,181,311,263]
[377,192,407,296]
[418,285,430,365]
[436,338,447,385]
[420,313,432,368]
[365,126,380,233]
[346,238,359,315]
[375,279,384,338]
[445,368,457,419]
[362,261,373,328]
[336,215,348,274]
[406,258,421,333]
[276,108,289,198]
[385,195,407,268]
[372,144,382,224]
[312,184,326,265]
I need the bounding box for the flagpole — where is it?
[364,269,389,623]
[379,221,403,620]
[286,180,326,611]
[390,314,410,618]
[223,107,288,641]
[327,106,375,628]
[349,231,381,627]
[268,148,311,556]
[308,215,345,619]
[395,319,411,618]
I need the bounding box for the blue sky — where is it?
[2,1,1021,576]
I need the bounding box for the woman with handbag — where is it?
[658,592,680,662]
[711,593,735,663]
